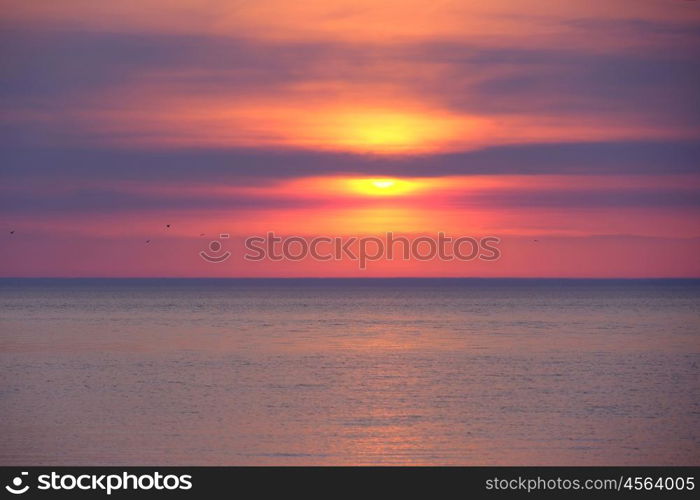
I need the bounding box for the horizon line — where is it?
[1,276,699,280]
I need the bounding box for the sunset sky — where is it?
[1,0,699,277]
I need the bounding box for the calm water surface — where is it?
[1,278,698,465]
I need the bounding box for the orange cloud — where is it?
[5,0,699,47]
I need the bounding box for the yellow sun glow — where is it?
[331,111,457,152]
[347,178,419,196]
[371,180,396,189]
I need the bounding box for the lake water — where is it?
[1,278,698,465]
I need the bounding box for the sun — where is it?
[346,178,419,196]
[371,179,396,189]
